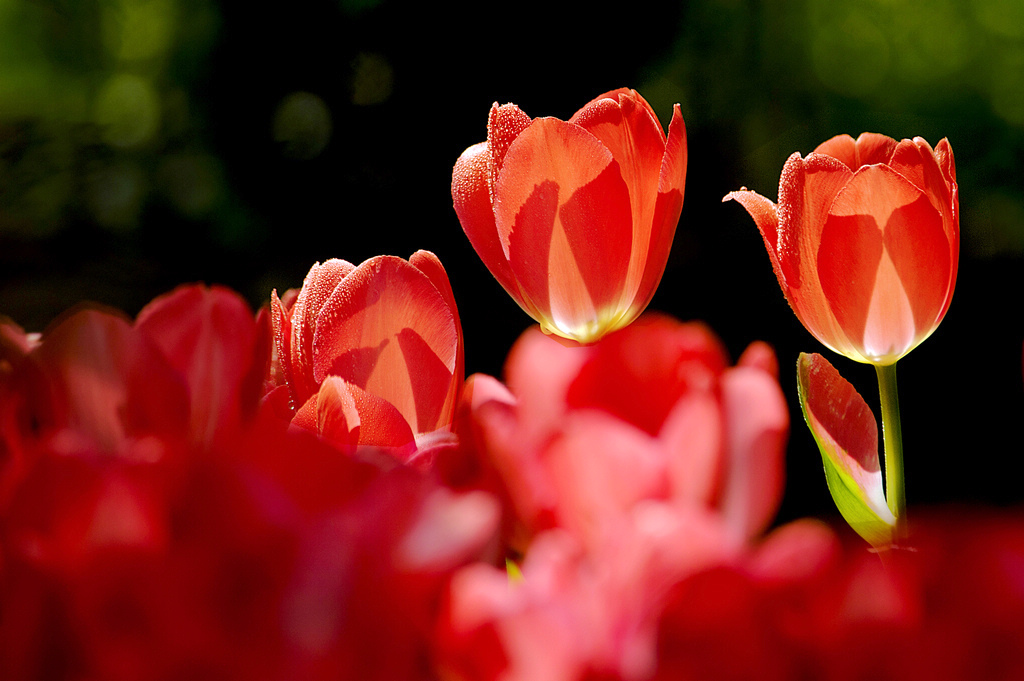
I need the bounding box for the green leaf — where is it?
[796,353,896,547]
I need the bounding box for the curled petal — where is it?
[317,376,415,450]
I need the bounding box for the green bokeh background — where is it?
[2,0,1022,525]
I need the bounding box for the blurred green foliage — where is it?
[642,0,1024,256]
[3,0,1022,297]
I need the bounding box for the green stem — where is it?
[875,362,906,537]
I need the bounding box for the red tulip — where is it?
[725,133,958,364]
[452,88,687,344]
[266,251,464,453]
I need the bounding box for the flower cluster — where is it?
[2,89,1021,680]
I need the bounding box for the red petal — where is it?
[723,189,783,288]
[633,103,688,318]
[882,193,951,344]
[776,151,856,355]
[486,102,532,180]
[934,137,957,185]
[497,118,633,338]
[410,250,465,429]
[503,326,590,443]
[316,376,415,449]
[269,289,294,403]
[814,132,896,170]
[28,310,189,455]
[821,165,945,360]
[779,151,853,289]
[888,137,952,218]
[661,390,723,507]
[566,315,728,436]
[452,142,525,308]
[571,91,667,308]
[289,259,355,402]
[737,340,779,379]
[312,256,459,435]
[717,366,788,541]
[136,284,259,448]
[816,209,885,357]
[315,375,359,447]
[543,411,669,546]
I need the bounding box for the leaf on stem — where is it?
[796,353,896,547]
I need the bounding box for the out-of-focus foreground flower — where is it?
[2,281,1024,680]
[725,132,958,365]
[452,88,687,344]
[264,251,464,455]
[0,284,496,681]
[436,315,790,680]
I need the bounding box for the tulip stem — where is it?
[875,362,906,537]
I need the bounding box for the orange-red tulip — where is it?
[267,251,463,452]
[725,133,958,365]
[452,88,687,344]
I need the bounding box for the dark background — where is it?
[2,0,1022,525]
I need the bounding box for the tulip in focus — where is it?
[452,88,687,344]
[725,133,958,365]
[265,251,464,453]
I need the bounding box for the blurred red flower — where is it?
[265,251,464,454]
[452,89,687,344]
[437,316,789,680]
[726,133,958,364]
[0,285,497,681]
[654,512,1024,681]
[457,314,788,551]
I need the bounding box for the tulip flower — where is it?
[724,132,958,365]
[266,251,464,453]
[727,133,959,535]
[452,88,687,344]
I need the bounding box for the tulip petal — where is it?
[452,142,525,308]
[723,189,783,287]
[487,102,532,182]
[544,411,669,547]
[312,256,458,435]
[269,289,294,404]
[570,90,667,306]
[136,285,260,448]
[821,165,946,361]
[814,132,897,170]
[28,310,189,455]
[566,315,727,436]
[497,118,632,340]
[779,151,853,291]
[718,365,788,541]
[660,391,723,508]
[290,259,355,403]
[796,352,895,547]
[934,137,957,185]
[317,376,415,449]
[410,250,465,429]
[882,194,951,341]
[817,209,886,359]
[888,138,952,222]
[633,103,687,318]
